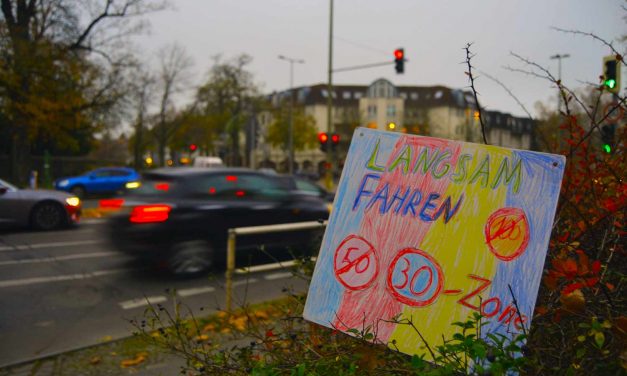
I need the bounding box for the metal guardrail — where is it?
[225,220,327,311]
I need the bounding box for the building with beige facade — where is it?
[255,78,535,175]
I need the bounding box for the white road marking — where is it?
[0,251,119,266]
[119,296,167,310]
[233,278,258,287]
[0,268,134,288]
[264,272,293,281]
[177,286,216,297]
[0,240,103,252]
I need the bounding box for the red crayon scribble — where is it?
[334,235,379,291]
[458,274,492,310]
[387,248,444,307]
[485,207,530,262]
[333,137,462,342]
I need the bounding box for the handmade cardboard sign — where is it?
[304,127,565,357]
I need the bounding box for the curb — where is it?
[0,334,129,371]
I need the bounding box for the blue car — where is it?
[55,167,140,198]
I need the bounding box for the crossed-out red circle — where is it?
[484,207,530,262]
[387,248,444,307]
[333,235,379,291]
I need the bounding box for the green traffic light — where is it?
[602,144,612,153]
[605,79,616,89]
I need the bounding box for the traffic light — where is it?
[603,55,621,94]
[600,124,616,153]
[318,132,329,152]
[394,48,405,74]
[331,133,340,151]
[189,143,198,152]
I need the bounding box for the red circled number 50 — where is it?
[333,235,379,291]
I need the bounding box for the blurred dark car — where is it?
[107,168,329,275]
[0,178,81,230]
[54,167,140,198]
[293,177,334,202]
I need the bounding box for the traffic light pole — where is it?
[278,55,305,175]
[325,0,334,190]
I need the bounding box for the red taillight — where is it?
[155,183,170,191]
[129,204,171,224]
[226,175,238,182]
[100,198,124,209]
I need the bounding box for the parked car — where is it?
[107,168,329,275]
[55,167,140,198]
[0,178,81,230]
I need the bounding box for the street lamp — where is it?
[550,53,570,112]
[278,55,305,175]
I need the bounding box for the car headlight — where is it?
[125,181,141,189]
[58,179,69,187]
[65,197,81,207]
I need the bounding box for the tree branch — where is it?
[552,27,625,66]
[463,43,488,144]
[478,69,533,119]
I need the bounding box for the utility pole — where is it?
[278,55,305,175]
[550,53,570,112]
[326,0,334,190]
[550,53,570,150]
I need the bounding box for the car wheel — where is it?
[168,240,214,276]
[70,186,86,199]
[31,202,67,231]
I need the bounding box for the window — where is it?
[189,174,288,200]
[295,179,325,197]
[342,91,351,99]
[410,92,418,100]
[387,104,396,117]
[134,176,178,196]
[354,91,363,99]
[92,169,114,178]
[111,169,131,176]
[321,89,328,98]
[367,105,377,117]
[434,90,443,99]
[400,92,407,99]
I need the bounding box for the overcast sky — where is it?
[136,0,625,118]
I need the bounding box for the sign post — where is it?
[304,127,565,358]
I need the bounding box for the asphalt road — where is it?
[0,220,308,368]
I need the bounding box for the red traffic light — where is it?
[331,134,340,143]
[394,48,405,74]
[189,143,197,151]
[318,132,329,143]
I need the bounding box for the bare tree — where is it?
[153,43,193,166]
[0,0,166,184]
